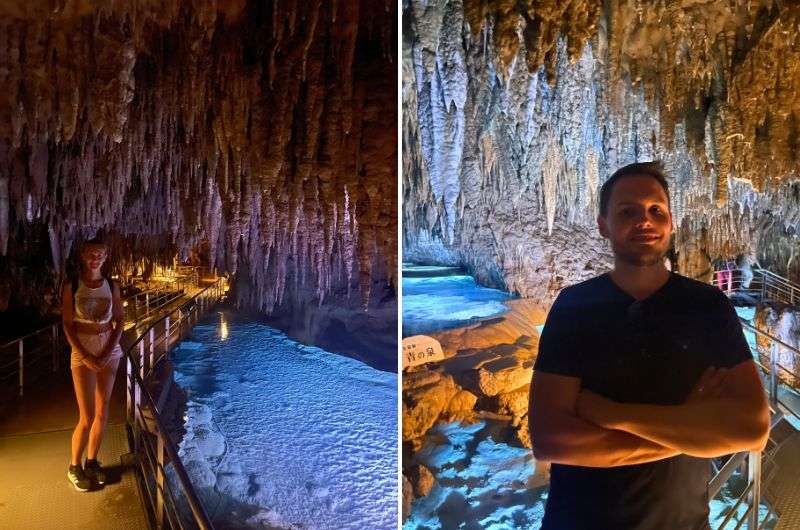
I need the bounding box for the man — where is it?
[529,162,770,530]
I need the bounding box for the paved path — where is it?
[0,289,200,529]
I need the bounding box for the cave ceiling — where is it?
[0,0,397,313]
[404,0,800,300]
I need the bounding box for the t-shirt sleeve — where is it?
[710,292,753,368]
[534,289,582,378]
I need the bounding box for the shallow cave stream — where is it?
[402,263,514,337]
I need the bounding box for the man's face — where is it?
[598,175,672,267]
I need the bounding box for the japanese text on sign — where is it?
[402,335,445,370]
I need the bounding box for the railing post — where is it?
[146,292,150,318]
[126,357,133,423]
[52,325,58,372]
[747,450,761,530]
[163,316,171,357]
[770,342,779,407]
[148,328,155,376]
[18,340,24,397]
[760,272,767,303]
[134,352,142,423]
[156,433,165,528]
[137,338,146,380]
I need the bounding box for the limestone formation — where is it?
[496,384,530,419]
[475,358,533,397]
[407,464,437,498]
[404,0,800,304]
[402,474,413,522]
[402,370,461,440]
[755,305,800,387]
[0,0,396,321]
[402,301,545,446]
[514,414,532,449]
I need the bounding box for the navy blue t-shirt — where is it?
[534,271,752,530]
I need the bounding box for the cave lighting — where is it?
[219,312,229,341]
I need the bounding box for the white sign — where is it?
[402,335,445,369]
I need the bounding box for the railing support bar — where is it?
[769,343,779,408]
[51,325,58,372]
[747,450,762,530]
[18,340,24,397]
[156,434,166,529]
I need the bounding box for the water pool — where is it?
[402,264,513,336]
[170,310,397,529]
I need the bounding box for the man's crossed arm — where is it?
[529,360,770,468]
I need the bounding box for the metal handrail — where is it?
[0,323,61,397]
[713,267,800,306]
[0,323,59,351]
[125,277,225,529]
[0,283,192,397]
[124,289,187,325]
[704,280,800,529]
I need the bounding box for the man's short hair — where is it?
[599,161,671,217]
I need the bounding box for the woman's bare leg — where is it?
[71,365,96,466]
[87,357,120,460]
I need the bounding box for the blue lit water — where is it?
[402,264,513,336]
[405,421,546,530]
[170,310,397,529]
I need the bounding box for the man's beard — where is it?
[612,241,669,267]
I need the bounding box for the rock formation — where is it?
[0,0,397,344]
[755,305,800,387]
[402,299,543,450]
[404,0,800,305]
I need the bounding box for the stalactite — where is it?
[404,0,800,305]
[0,0,397,315]
[541,137,560,236]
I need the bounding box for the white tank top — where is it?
[74,278,113,324]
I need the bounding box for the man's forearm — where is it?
[600,398,769,457]
[531,413,679,467]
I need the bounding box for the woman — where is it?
[62,238,124,491]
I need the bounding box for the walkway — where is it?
[0,282,211,529]
[714,266,800,529]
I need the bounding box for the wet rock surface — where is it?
[402,297,547,526]
[755,305,800,387]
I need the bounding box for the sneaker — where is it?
[84,459,106,486]
[67,465,91,492]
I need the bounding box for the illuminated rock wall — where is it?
[0,1,397,330]
[404,0,800,304]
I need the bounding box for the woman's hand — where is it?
[82,355,102,372]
